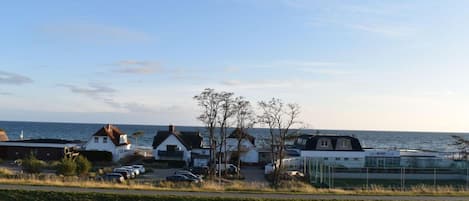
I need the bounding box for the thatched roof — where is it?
[0,130,9,141]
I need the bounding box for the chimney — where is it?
[106,124,112,130]
[169,124,176,133]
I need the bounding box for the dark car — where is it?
[113,168,132,179]
[174,172,203,182]
[166,175,199,183]
[100,173,125,183]
[189,166,209,175]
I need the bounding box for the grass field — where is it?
[0,176,468,197]
[0,189,371,201]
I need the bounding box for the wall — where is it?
[152,135,190,162]
[85,136,133,161]
[301,151,365,168]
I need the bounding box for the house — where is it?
[84,124,133,161]
[0,139,79,161]
[299,135,365,168]
[222,128,259,164]
[152,125,205,166]
[364,148,400,168]
[0,129,8,141]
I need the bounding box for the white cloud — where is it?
[0,71,33,85]
[42,23,153,43]
[58,83,116,99]
[112,60,162,75]
[348,24,415,37]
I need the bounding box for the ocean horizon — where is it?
[0,120,467,152]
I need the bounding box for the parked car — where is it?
[174,171,203,182]
[216,164,239,174]
[189,166,208,175]
[166,175,199,183]
[100,173,125,183]
[113,168,133,179]
[132,164,145,174]
[122,166,140,176]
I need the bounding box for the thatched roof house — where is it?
[0,129,8,141]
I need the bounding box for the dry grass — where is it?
[0,175,467,196]
[0,168,13,176]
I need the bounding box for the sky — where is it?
[1,0,469,132]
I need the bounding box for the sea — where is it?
[0,121,467,152]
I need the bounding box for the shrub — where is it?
[75,155,92,176]
[21,154,44,174]
[56,158,77,176]
[78,151,113,162]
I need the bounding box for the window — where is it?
[354,158,360,161]
[103,137,108,143]
[324,157,328,160]
[167,145,178,151]
[320,140,328,147]
[344,157,349,161]
[335,157,340,160]
[94,137,99,143]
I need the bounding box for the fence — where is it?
[283,157,469,190]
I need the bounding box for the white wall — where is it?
[152,135,190,162]
[301,150,365,168]
[240,149,259,163]
[222,138,259,163]
[85,136,132,161]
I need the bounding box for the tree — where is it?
[132,131,145,147]
[194,88,223,177]
[258,98,301,187]
[233,96,256,178]
[75,155,92,176]
[216,91,235,177]
[56,158,77,176]
[451,135,469,160]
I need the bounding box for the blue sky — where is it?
[1,0,469,132]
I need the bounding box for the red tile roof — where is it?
[92,124,129,146]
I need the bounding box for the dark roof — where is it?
[152,129,202,150]
[92,124,129,146]
[7,139,81,144]
[228,128,255,145]
[303,135,363,151]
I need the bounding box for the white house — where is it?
[298,135,366,168]
[222,128,259,164]
[152,125,205,166]
[84,124,133,161]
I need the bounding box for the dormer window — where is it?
[103,137,108,143]
[316,138,332,150]
[320,140,328,147]
[336,138,352,150]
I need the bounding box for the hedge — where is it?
[78,150,113,162]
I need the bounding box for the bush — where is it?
[56,158,77,176]
[21,154,44,174]
[78,151,113,162]
[76,155,92,176]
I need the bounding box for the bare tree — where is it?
[258,98,301,187]
[233,96,256,178]
[194,88,222,177]
[216,91,235,177]
[451,135,469,160]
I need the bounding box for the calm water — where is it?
[0,121,467,152]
